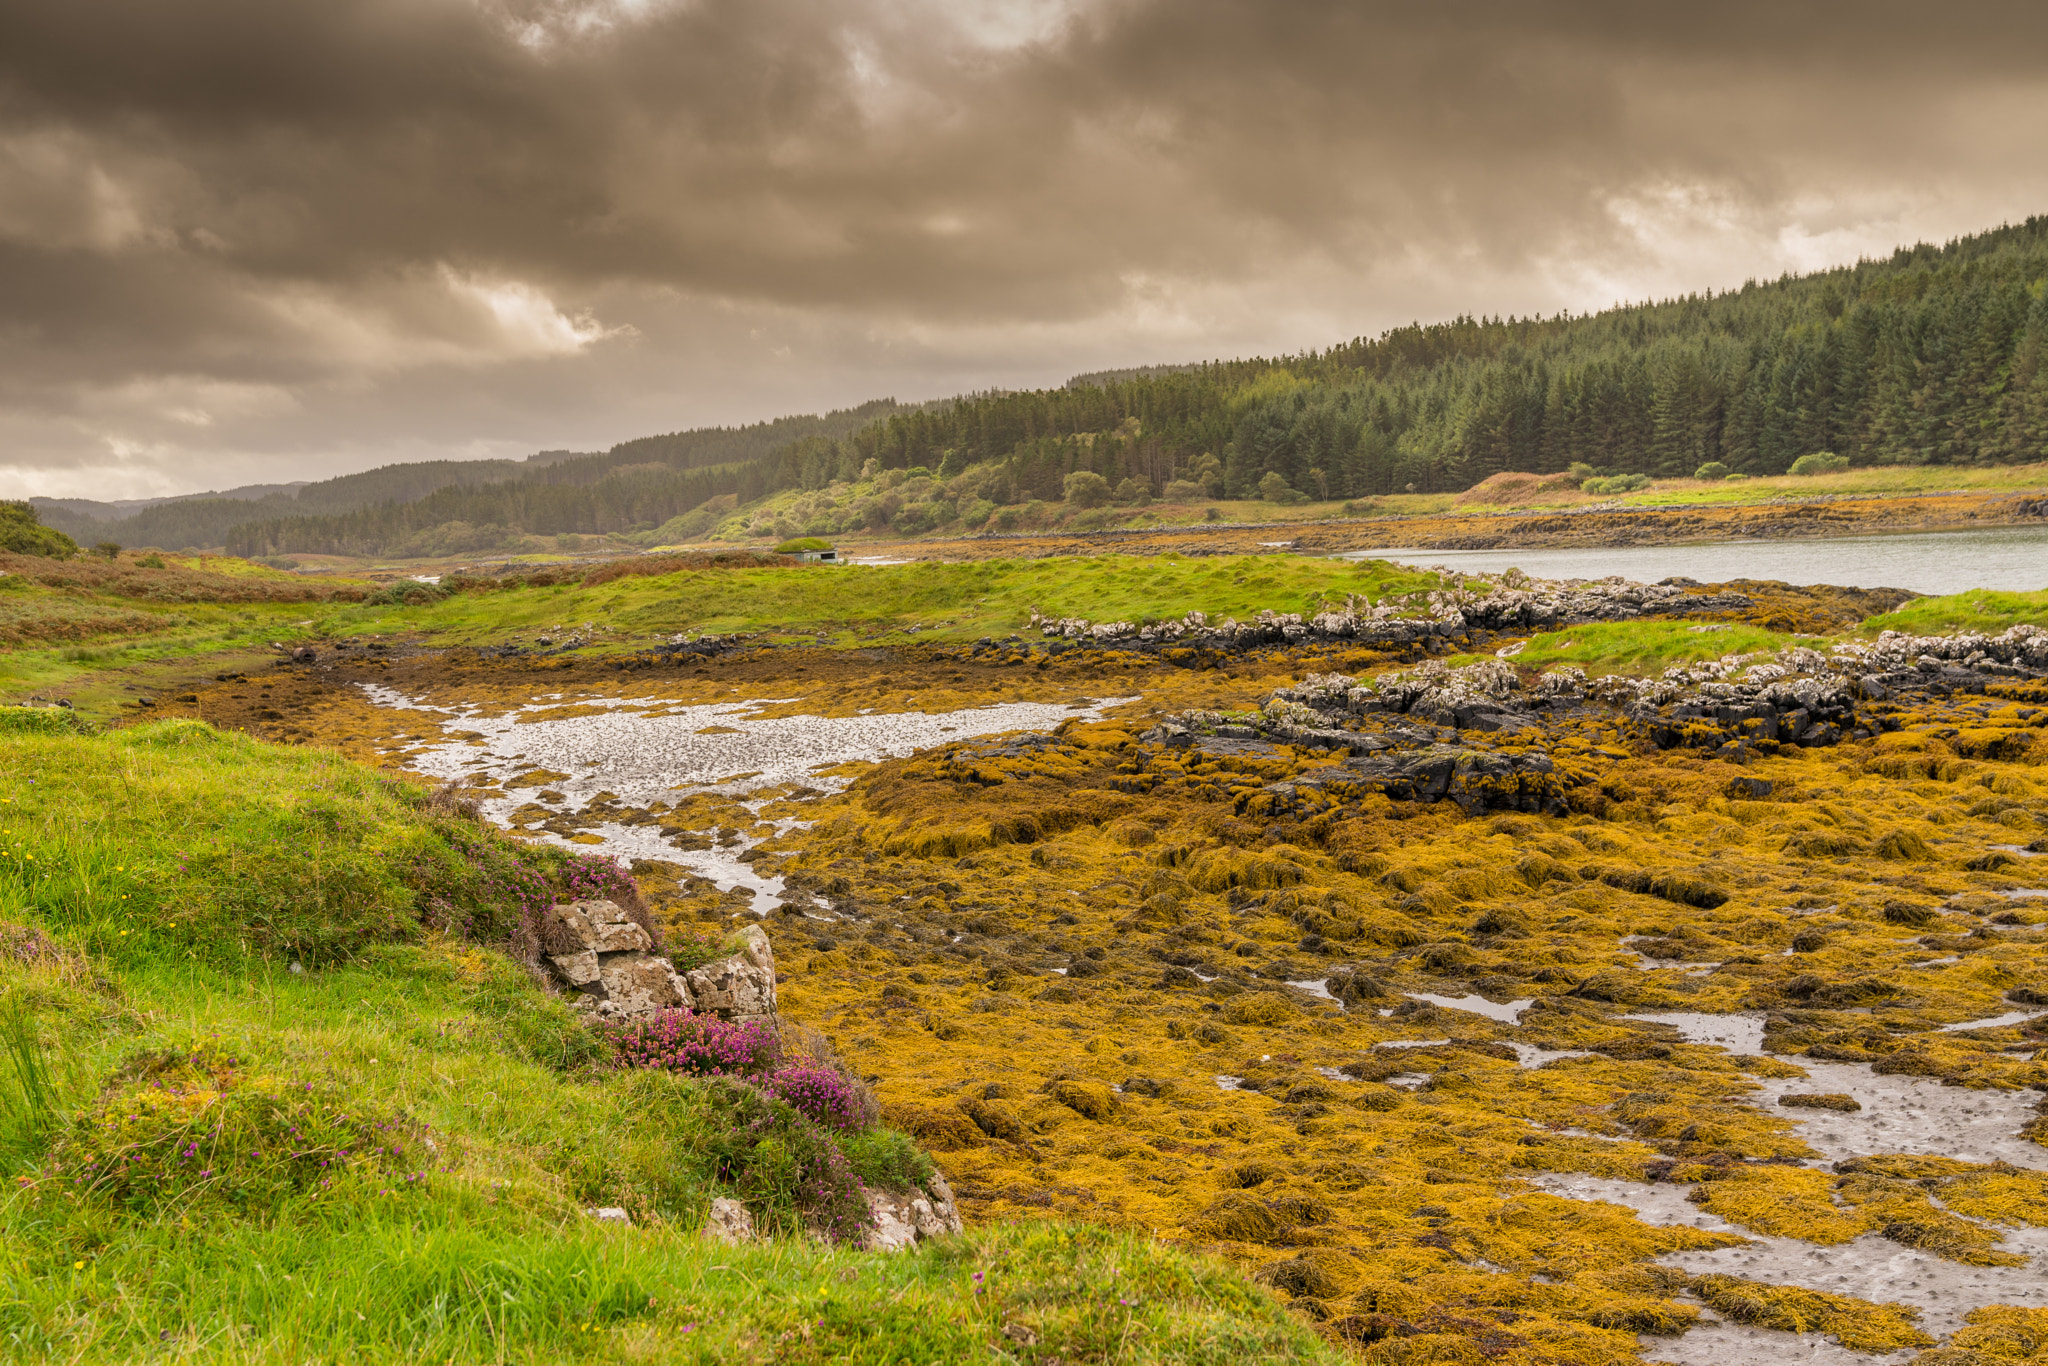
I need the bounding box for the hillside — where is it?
[211,216,2048,559]
[31,402,908,556]
[0,709,1334,1363]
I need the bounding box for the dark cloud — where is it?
[2,0,2046,493]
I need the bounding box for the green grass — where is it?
[0,721,1336,1363]
[1857,588,2048,637]
[1621,460,2048,508]
[1502,620,1802,676]
[314,554,1449,649]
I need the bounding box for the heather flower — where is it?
[760,1062,880,1133]
[598,1010,782,1077]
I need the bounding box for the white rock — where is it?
[705,1196,754,1244]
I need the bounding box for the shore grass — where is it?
[1497,620,1802,676]
[1858,588,2048,637]
[310,554,1449,649]
[0,719,1335,1364]
[1622,461,2048,508]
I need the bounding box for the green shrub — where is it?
[1257,472,1306,505]
[773,537,833,554]
[632,1073,871,1242]
[1788,451,1850,475]
[0,706,94,737]
[839,1126,936,1193]
[1063,471,1112,508]
[0,501,76,558]
[58,1043,426,1218]
[1693,462,1730,480]
[1582,473,1651,495]
[363,580,452,608]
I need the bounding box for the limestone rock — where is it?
[588,919,652,953]
[705,1196,755,1244]
[550,950,600,986]
[686,924,779,1024]
[543,899,694,1017]
[592,953,692,1017]
[587,1206,631,1225]
[865,1172,963,1251]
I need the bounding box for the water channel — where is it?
[1335,523,2048,594]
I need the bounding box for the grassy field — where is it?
[1619,461,2048,508]
[0,716,1335,1363]
[1857,588,2048,637]
[1478,620,1803,676]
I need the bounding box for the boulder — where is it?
[685,923,779,1025]
[705,1197,755,1244]
[542,899,694,1017]
[865,1172,963,1251]
[595,954,692,1016]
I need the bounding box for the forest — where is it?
[201,216,2048,556]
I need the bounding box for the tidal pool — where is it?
[358,683,1137,909]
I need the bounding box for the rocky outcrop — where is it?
[1028,575,1757,654]
[540,901,780,1027]
[1154,624,2048,769]
[683,923,780,1026]
[542,899,694,1018]
[865,1171,964,1251]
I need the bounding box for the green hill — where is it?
[223,216,2048,558]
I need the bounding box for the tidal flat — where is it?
[162,561,2048,1364]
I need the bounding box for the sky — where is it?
[4,0,2048,500]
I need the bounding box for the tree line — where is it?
[222,217,2048,556]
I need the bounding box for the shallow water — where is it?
[1405,991,1533,1024]
[1532,1004,2046,1357]
[359,684,1136,909]
[1747,1061,2045,1168]
[1334,523,2048,594]
[1622,1011,1768,1055]
[1530,1173,2048,1360]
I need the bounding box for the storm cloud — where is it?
[4,0,2047,495]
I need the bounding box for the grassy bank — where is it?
[0,716,1333,1363]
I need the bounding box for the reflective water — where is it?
[1335,523,2048,594]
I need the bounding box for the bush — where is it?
[599,1010,783,1078]
[1582,473,1651,495]
[0,706,94,737]
[1062,471,1113,508]
[0,501,76,558]
[363,580,452,608]
[892,503,939,534]
[761,1061,880,1132]
[661,1075,871,1242]
[57,1044,426,1217]
[1257,472,1306,504]
[1162,479,1208,502]
[1564,461,1598,486]
[773,537,833,554]
[1788,451,1849,475]
[1693,462,1730,480]
[838,1126,936,1192]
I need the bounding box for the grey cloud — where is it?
[2,0,2046,491]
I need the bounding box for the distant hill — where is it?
[35,482,310,525]
[183,216,2048,555]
